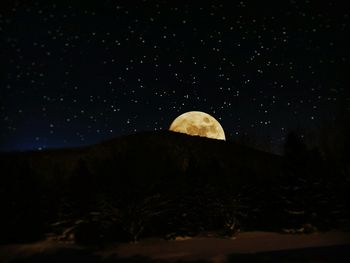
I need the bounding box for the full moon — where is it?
[169,111,226,140]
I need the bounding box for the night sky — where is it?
[1,1,349,152]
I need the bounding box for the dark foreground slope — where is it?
[0,131,348,244]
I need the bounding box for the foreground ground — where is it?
[1,231,350,262]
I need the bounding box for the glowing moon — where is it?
[169,111,226,140]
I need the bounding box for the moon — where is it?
[169,111,226,140]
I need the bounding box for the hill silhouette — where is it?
[1,130,282,183]
[0,131,348,244]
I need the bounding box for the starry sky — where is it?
[1,1,349,152]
